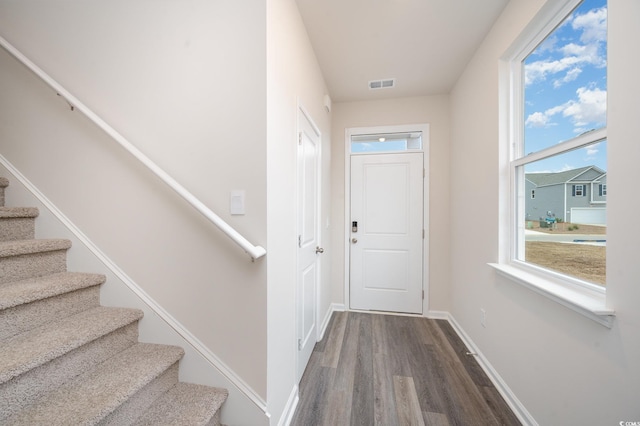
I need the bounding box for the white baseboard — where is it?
[278,385,299,426]
[318,303,345,341]
[332,302,347,312]
[426,310,449,320]
[445,313,538,426]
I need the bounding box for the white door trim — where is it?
[344,124,430,315]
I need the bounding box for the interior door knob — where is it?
[351,238,358,243]
[316,246,325,254]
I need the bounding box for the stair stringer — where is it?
[0,159,270,426]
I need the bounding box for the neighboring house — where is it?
[525,166,607,225]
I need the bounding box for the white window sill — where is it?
[488,263,615,328]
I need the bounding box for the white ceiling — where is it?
[295,0,510,103]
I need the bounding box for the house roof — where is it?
[526,166,606,187]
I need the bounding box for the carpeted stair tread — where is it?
[4,343,185,426]
[0,207,39,219]
[0,272,105,310]
[0,207,38,242]
[0,238,71,258]
[134,382,228,426]
[0,306,143,384]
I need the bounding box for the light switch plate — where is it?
[230,190,245,215]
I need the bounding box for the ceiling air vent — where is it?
[368,78,396,90]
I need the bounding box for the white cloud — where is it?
[560,42,605,67]
[525,86,607,130]
[553,67,582,88]
[572,7,607,44]
[562,87,607,127]
[524,6,606,87]
[525,111,550,128]
[525,106,561,128]
[525,42,604,86]
[525,56,582,86]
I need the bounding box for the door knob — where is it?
[316,246,325,254]
[351,238,358,244]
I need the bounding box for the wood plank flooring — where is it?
[291,311,521,426]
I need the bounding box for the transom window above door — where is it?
[351,132,423,153]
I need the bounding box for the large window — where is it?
[495,0,613,326]
[511,0,608,288]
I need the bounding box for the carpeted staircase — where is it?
[0,177,228,425]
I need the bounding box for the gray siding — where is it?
[525,182,565,221]
[592,175,607,203]
[567,182,593,214]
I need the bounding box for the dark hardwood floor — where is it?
[291,311,521,426]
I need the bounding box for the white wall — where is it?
[0,0,269,405]
[266,0,332,423]
[449,0,640,423]
[330,96,451,313]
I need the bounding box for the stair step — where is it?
[0,306,143,384]
[0,306,143,422]
[4,343,185,426]
[0,272,106,340]
[0,207,39,242]
[134,383,228,426]
[0,207,39,219]
[0,239,71,284]
[0,238,71,257]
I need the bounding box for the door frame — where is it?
[296,102,323,382]
[344,124,430,315]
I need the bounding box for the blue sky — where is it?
[524,0,607,173]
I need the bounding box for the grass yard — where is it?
[529,221,606,235]
[525,241,606,286]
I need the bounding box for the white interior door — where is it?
[296,108,322,382]
[350,152,423,314]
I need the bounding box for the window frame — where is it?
[493,0,614,327]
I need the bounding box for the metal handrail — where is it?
[0,35,266,261]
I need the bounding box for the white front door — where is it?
[350,152,423,314]
[296,108,322,382]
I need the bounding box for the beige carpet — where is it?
[0,177,227,425]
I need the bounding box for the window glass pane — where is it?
[351,132,422,153]
[520,141,607,286]
[523,0,607,155]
